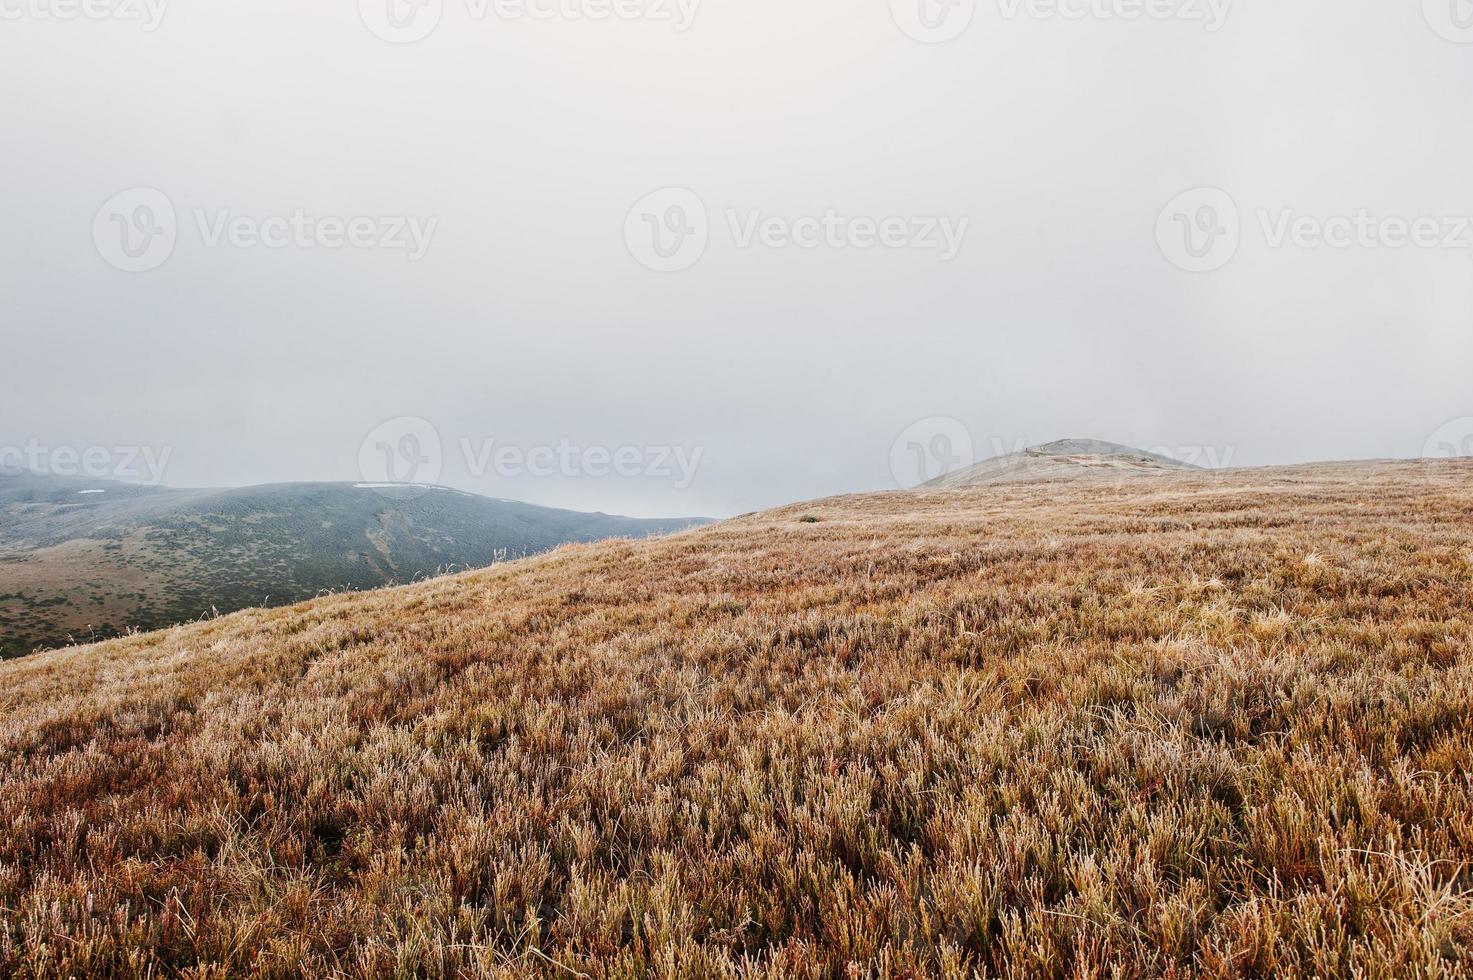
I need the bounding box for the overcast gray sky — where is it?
[3,0,1472,517]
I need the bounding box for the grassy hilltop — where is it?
[0,461,1470,977]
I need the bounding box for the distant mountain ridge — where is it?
[0,469,709,658]
[922,438,1200,489]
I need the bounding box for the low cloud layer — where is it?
[3,0,1471,517]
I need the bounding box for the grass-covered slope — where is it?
[1,462,1471,977]
[0,470,707,658]
[921,439,1198,489]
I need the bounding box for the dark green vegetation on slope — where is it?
[0,469,706,658]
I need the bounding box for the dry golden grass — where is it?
[2,461,1472,978]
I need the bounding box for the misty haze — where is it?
[3,0,1472,976]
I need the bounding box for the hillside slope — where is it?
[922,438,1198,489]
[0,470,707,658]
[1,461,1471,977]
